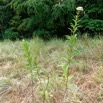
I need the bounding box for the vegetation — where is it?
[0,0,103,103]
[0,0,103,39]
[0,37,103,103]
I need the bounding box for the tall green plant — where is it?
[22,40,41,102]
[22,39,52,103]
[62,6,83,101]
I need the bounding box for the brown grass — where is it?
[0,37,103,103]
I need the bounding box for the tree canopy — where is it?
[0,0,103,39]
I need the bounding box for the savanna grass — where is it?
[0,36,103,103]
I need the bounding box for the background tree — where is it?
[0,0,103,39]
[77,0,103,35]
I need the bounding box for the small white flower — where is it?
[76,6,83,11]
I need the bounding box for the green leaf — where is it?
[63,63,70,78]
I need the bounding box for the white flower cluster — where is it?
[76,6,83,11]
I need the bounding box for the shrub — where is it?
[4,28,19,40]
[33,29,50,38]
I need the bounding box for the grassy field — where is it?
[0,37,103,103]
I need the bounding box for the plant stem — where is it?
[31,66,34,103]
[43,76,49,103]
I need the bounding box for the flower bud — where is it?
[76,6,83,12]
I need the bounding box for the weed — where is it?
[22,40,41,103]
[22,40,52,103]
[61,6,83,101]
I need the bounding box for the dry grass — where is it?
[0,37,103,103]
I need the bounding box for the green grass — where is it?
[0,37,103,103]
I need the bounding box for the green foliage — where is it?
[80,17,103,32]
[22,40,40,76]
[22,39,53,102]
[62,34,77,80]
[0,0,13,38]
[60,9,81,101]
[62,9,82,80]
[87,20,103,31]
[0,0,76,39]
[0,0,103,39]
[22,40,40,102]
[4,28,18,40]
[78,0,103,33]
[33,29,49,38]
